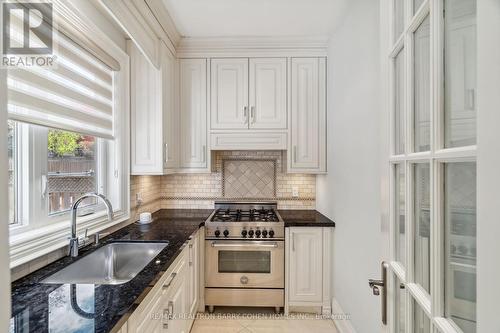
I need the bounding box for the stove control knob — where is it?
[255,230,261,238]
[214,229,221,237]
[262,230,268,238]
[223,229,229,237]
[241,230,248,238]
[268,229,275,238]
[248,229,254,238]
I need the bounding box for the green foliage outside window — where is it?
[48,130,95,157]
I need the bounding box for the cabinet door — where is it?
[165,264,189,333]
[129,41,163,175]
[289,58,327,173]
[288,227,323,303]
[128,287,164,333]
[249,58,287,129]
[210,58,249,129]
[162,44,180,170]
[188,232,199,317]
[179,59,208,169]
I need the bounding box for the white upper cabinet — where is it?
[289,57,327,173]
[211,58,249,129]
[130,41,179,175]
[249,58,287,129]
[129,40,162,175]
[179,59,209,170]
[162,46,180,170]
[210,57,287,131]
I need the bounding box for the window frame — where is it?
[8,7,130,268]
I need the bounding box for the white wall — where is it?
[316,0,382,332]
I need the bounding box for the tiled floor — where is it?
[190,308,338,333]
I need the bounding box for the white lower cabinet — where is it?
[188,231,200,317]
[285,227,332,315]
[125,229,201,333]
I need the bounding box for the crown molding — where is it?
[176,35,329,58]
[144,0,181,48]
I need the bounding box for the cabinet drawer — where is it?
[211,132,287,150]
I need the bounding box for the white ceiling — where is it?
[161,0,348,38]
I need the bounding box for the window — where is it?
[6,3,130,268]
[47,130,99,215]
[395,164,406,266]
[8,120,16,225]
[8,121,107,229]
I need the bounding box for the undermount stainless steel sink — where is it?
[42,242,168,285]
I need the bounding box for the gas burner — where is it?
[206,202,284,240]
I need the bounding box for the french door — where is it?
[387,0,477,332]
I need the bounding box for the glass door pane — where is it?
[395,277,406,332]
[394,0,406,42]
[413,0,425,14]
[414,302,431,333]
[395,49,405,154]
[218,251,271,273]
[445,162,476,332]
[395,164,406,265]
[413,16,431,152]
[414,163,430,293]
[444,0,477,147]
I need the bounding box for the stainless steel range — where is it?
[204,202,284,313]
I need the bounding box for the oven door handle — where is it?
[211,241,279,248]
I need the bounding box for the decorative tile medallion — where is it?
[222,159,277,198]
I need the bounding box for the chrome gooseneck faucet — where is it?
[69,193,114,257]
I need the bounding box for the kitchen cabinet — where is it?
[179,58,209,170]
[249,58,287,129]
[210,57,287,130]
[289,57,327,173]
[129,40,179,174]
[210,58,249,129]
[285,227,332,315]
[188,231,200,317]
[125,229,202,333]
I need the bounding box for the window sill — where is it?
[9,210,130,268]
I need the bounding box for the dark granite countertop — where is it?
[278,210,336,227]
[10,209,212,333]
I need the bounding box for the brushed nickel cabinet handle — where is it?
[164,143,168,165]
[163,272,177,290]
[250,106,255,123]
[244,106,248,124]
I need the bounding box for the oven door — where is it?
[205,240,284,288]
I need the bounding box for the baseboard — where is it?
[331,298,357,333]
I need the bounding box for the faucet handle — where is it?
[78,228,91,248]
[95,232,110,245]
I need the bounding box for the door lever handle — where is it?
[368,261,389,325]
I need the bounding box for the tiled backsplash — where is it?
[161,151,316,209]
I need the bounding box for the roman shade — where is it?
[6,10,116,139]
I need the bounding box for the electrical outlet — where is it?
[136,193,143,206]
[292,186,299,198]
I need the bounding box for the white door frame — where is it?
[476,1,500,331]
[0,3,12,329]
